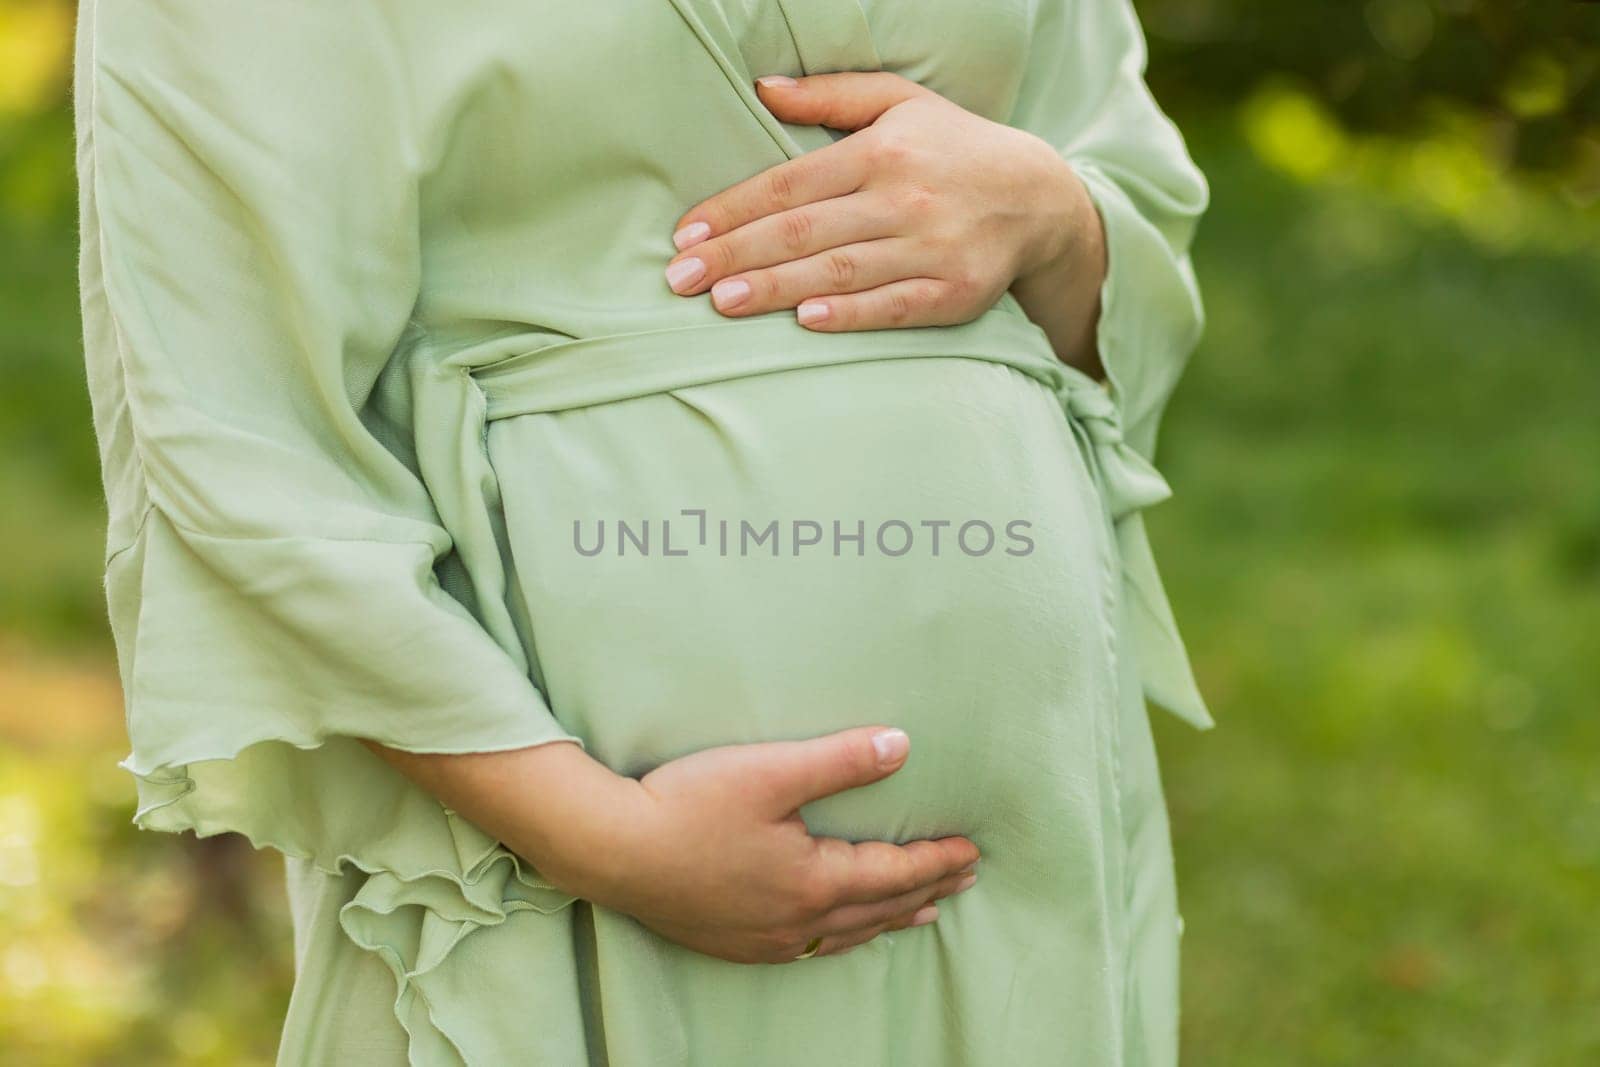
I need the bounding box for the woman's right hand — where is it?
[545,726,981,964]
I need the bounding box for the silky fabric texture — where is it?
[72,0,1212,1063]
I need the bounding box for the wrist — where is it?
[499,741,652,902]
[1016,137,1096,284]
[1007,141,1108,378]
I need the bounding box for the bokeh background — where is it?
[2,1,1597,1062]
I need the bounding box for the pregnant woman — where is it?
[74,0,1213,1063]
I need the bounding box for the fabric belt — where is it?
[468,304,1213,729]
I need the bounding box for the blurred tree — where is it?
[0,0,74,228]
[1142,0,1600,197]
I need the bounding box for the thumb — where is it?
[758,725,911,814]
[754,71,930,132]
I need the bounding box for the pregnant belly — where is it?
[486,355,1121,862]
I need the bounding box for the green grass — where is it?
[2,120,1596,1063]
[1152,123,1600,1064]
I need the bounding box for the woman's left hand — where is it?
[665,71,1100,343]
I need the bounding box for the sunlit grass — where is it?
[0,638,293,1064]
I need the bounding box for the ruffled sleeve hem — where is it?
[105,504,590,1061]
[122,733,583,1064]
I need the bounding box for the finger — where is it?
[753,71,933,133]
[890,902,942,931]
[671,137,869,249]
[818,835,981,907]
[758,725,912,813]
[795,276,971,332]
[665,192,898,297]
[708,238,924,317]
[813,901,942,959]
[810,866,977,937]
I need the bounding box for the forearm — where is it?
[359,737,644,902]
[1008,150,1108,381]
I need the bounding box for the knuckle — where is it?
[779,209,814,253]
[755,270,786,304]
[885,288,919,326]
[895,181,938,217]
[946,277,989,322]
[926,278,961,314]
[791,873,836,919]
[864,844,902,895]
[707,240,740,276]
[867,130,915,168]
[944,268,979,302]
[895,852,928,894]
[764,166,797,205]
[823,249,859,290]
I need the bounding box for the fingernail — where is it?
[871,727,909,766]
[665,257,705,293]
[797,301,830,326]
[711,277,751,310]
[910,904,939,926]
[756,74,799,89]
[955,873,978,893]
[673,221,711,250]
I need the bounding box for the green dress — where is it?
[73,0,1213,1063]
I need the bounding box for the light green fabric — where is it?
[74,0,1211,1063]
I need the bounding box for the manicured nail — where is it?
[665,257,705,293]
[910,904,939,926]
[954,873,978,893]
[871,727,909,766]
[673,221,711,250]
[797,301,830,326]
[756,74,799,89]
[711,277,751,310]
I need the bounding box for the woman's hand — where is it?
[551,726,980,964]
[367,724,979,966]
[664,71,1107,375]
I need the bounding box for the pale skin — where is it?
[666,71,1108,378]
[362,71,1109,965]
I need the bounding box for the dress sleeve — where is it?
[75,0,586,864]
[1009,0,1210,462]
[1006,0,1214,728]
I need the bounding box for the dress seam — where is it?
[104,499,155,569]
[115,497,455,553]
